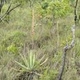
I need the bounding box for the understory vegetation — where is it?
[0,0,80,80]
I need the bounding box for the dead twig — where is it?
[0,4,21,22]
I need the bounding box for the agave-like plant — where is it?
[15,51,36,71]
[15,50,48,80]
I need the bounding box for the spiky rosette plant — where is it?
[15,50,48,80]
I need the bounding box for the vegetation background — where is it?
[0,0,80,80]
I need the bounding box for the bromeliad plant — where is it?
[15,50,48,80]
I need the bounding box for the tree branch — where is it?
[0,4,21,22]
[57,25,75,80]
[74,0,78,24]
[57,0,78,79]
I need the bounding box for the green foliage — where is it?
[0,0,80,80]
[75,39,80,57]
[0,31,27,54]
[38,0,72,18]
[1,4,9,13]
[0,66,15,80]
[13,0,27,5]
[39,69,58,80]
[0,53,15,80]
[48,0,71,18]
[15,50,48,72]
[15,51,36,71]
[41,1,48,9]
[7,43,18,53]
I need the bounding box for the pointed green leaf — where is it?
[20,54,29,68]
[15,61,28,70]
